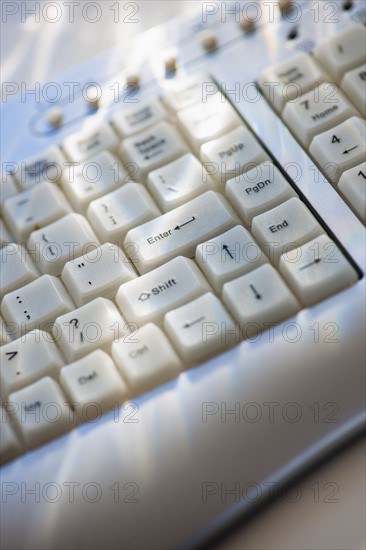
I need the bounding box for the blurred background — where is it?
[1,1,195,87]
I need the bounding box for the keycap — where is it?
[313,24,366,82]
[0,330,64,398]
[1,173,18,208]
[164,292,237,364]
[87,183,160,244]
[120,121,188,182]
[0,316,11,345]
[309,117,366,183]
[251,197,323,265]
[60,151,129,214]
[14,146,66,189]
[283,83,358,147]
[222,264,300,337]
[177,93,241,153]
[338,162,366,222]
[279,235,358,307]
[60,350,128,420]
[196,225,267,293]
[111,323,181,392]
[7,377,74,450]
[147,153,216,212]
[61,243,136,306]
[259,52,327,113]
[27,213,99,276]
[3,181,71,242]
[0,219,11,246]
[226,162,297,226]
[341,64,366,118]
[62,121,119,162]
[200,125,269,190]
[1,244,38,296]
[53,297,129,362]
[112,98,167,137]
[1,275,74,337]
[115,256,210,326]
[161,72,216,112]
[0,412,22,465]
[124,191,239,274]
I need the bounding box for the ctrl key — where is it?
[7,377,75,450]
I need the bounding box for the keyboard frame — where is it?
[1,2,365,548]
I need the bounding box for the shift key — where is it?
[124,191,239,274]
[116,256,210,326]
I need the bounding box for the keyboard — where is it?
[1,1,365,549]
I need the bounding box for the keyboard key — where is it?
[338,162,366,222]
[177,93,241,153]
[27,213,99,276]
[341,64,366,118]
[1,275,74,337]
[164,292,237,364]
[251,197,323,265]
[61,243,136,306]
[283,82,358,147]
[313,24,366,82]
[60,151,129,214]
[7,377,74,450]
[1,412,22,465]
[222,264,300,337]
[3,181,71,242]
[53,297,129,362]
[112,98,167,137]
[15,146,66,189]
[309,117,366,183]
[62,121,119,162]
[1,244,38,296]
[200,125,269,190]
[124,191,239,274]
[259,52,327,112]
[226,162,297,226]
[111,323,181,392]
[147,153,216,212]
[196,225,266,293]
[1,173,18,208]
[279,235,358,306]
[161,72,216,112]
[87,182,160,244]
[115,256,210,326]
[120,121,188,182]
[60,350,128,420]
[0,330,64,398]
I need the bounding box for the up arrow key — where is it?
[6,351,18,361]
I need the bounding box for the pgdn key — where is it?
[124,191,239,274]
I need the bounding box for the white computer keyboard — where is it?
[1,3,366,550]
[1,8,365,465]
